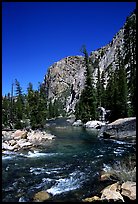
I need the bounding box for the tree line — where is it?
[2,80,65,130]
[2,11,136,129]
[75,11,136,123]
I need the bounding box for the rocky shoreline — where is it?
[73,117,136,143]
[2,129,56,152]
[2,117,136,202]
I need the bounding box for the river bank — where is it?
[2,118,136,202]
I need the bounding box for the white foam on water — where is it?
[113,148,125,156]
[112,140,128,145]
[96,154,103,158]
[2,155,15,160]
[47,171,85,196]
[26,151,62,158]
[103,163,112,171]
[30,167,46,175]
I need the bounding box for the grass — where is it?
[104,155,136,183]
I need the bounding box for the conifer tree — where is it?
[14,79,25,129]
[75,45,97,123]
[2,93,11,128]
[100,70,106,107]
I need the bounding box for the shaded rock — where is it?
[82,196,100,202]
[85,120,105,129]
[121,181,136,200]
[33,191,50,202]
[72,120,83,126]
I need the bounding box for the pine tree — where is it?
[37,82,47,126]
[75,45,97,123]
[14,79,25,129]
[100,70,106,107]
[2,93,11,128]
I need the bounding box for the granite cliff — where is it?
[43,11,136,116]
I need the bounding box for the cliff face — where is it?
[43,12,136,115]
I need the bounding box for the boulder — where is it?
[9,139,17,146]
[101,182,124,202]
[33,191,50,202]
[121,181,136,200]
[98,117,136,141]
[82,196,100,202]
[85,120,105,129]
[2,142,15,151]
[16,139,32,148]
[27,131,55,142]
[12,130,28,140]
[72,120,83,126]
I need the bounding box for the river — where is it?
[2,125,135,202]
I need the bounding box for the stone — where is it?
[72,120,83,126]
[98,117,136,142]
[101,182,124,202]
[85,120,105,129]
[101,188,124,202]
[27,131,55,142]
[121,181,136,200]
[17,140,32,148]
[9,139,17,146]
[2,142,14,151]
[33,191,50,202]
[100,173,112,181]
[12,130,28,140]
[82,196,100,202]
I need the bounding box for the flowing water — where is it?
[2,125,135,202]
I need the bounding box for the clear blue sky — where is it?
[2,2,136,96]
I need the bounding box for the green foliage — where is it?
[105,59,128,122]
[47,98,66,119]
[75,45,97,123]
[2,93,11,128]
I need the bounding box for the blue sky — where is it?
[2,2,136,96]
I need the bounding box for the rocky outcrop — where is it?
[44,56,85,114]
[100,182,124,202]
[2,129,56,152]
[82,181,136,202]
[43,12,136,115]
[98,117,136,142]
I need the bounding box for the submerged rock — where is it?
[82,195,100,202]
[33,191,50,202]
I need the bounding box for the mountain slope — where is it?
[43,11,136,116]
